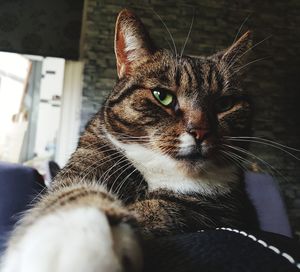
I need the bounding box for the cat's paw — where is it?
[0,207,142,272]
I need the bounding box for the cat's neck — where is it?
[105,130,240,196]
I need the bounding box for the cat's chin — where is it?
[175,154,208,171]
[174,151,228,178]
[175,150,204,162]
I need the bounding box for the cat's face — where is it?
[103,10,252,181]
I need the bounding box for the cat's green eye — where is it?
[215,96,235,113]
[152,89,174,107]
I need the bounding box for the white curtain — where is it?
[55,61,83,167]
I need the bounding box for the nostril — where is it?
[188,128,209,141]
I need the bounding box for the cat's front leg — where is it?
[0,184,142,272]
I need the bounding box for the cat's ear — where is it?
[114,9,156,78]
[221,31,252,66]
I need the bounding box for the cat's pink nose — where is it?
[187,128,209,141]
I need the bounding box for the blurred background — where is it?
[0,0,299,237]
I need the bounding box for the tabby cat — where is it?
[1,9,259,272]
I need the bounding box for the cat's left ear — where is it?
[221,31,252,66]
[114,9,156,78]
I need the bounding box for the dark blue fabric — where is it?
[0,162,45,252]
[245,172,292,237]
[143,230,300,272]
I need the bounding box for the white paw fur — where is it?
[0,207,141,272]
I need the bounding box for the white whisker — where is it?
[232,14,251,44]
[225,136,300,152]
[152,8,178,57]
[223,143,289,183]
[180,12,195,58]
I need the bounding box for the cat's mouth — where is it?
[172,132,219,164]
[174,142,216,163]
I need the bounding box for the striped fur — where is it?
[1,9,259,272]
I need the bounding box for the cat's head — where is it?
[103,9,252,184]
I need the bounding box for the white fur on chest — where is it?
[118,142,200,193]
[106,132,238,196]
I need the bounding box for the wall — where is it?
[0,0,84,59]
[80,0,300,237]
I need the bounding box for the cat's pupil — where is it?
[158,92,166,100]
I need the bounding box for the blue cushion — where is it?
[0,162,45,252]
[245,172,292,237]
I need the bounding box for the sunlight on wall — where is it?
[34,57,65,158]
[0,52,31,161]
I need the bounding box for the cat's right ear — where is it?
[114,9,156,78]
